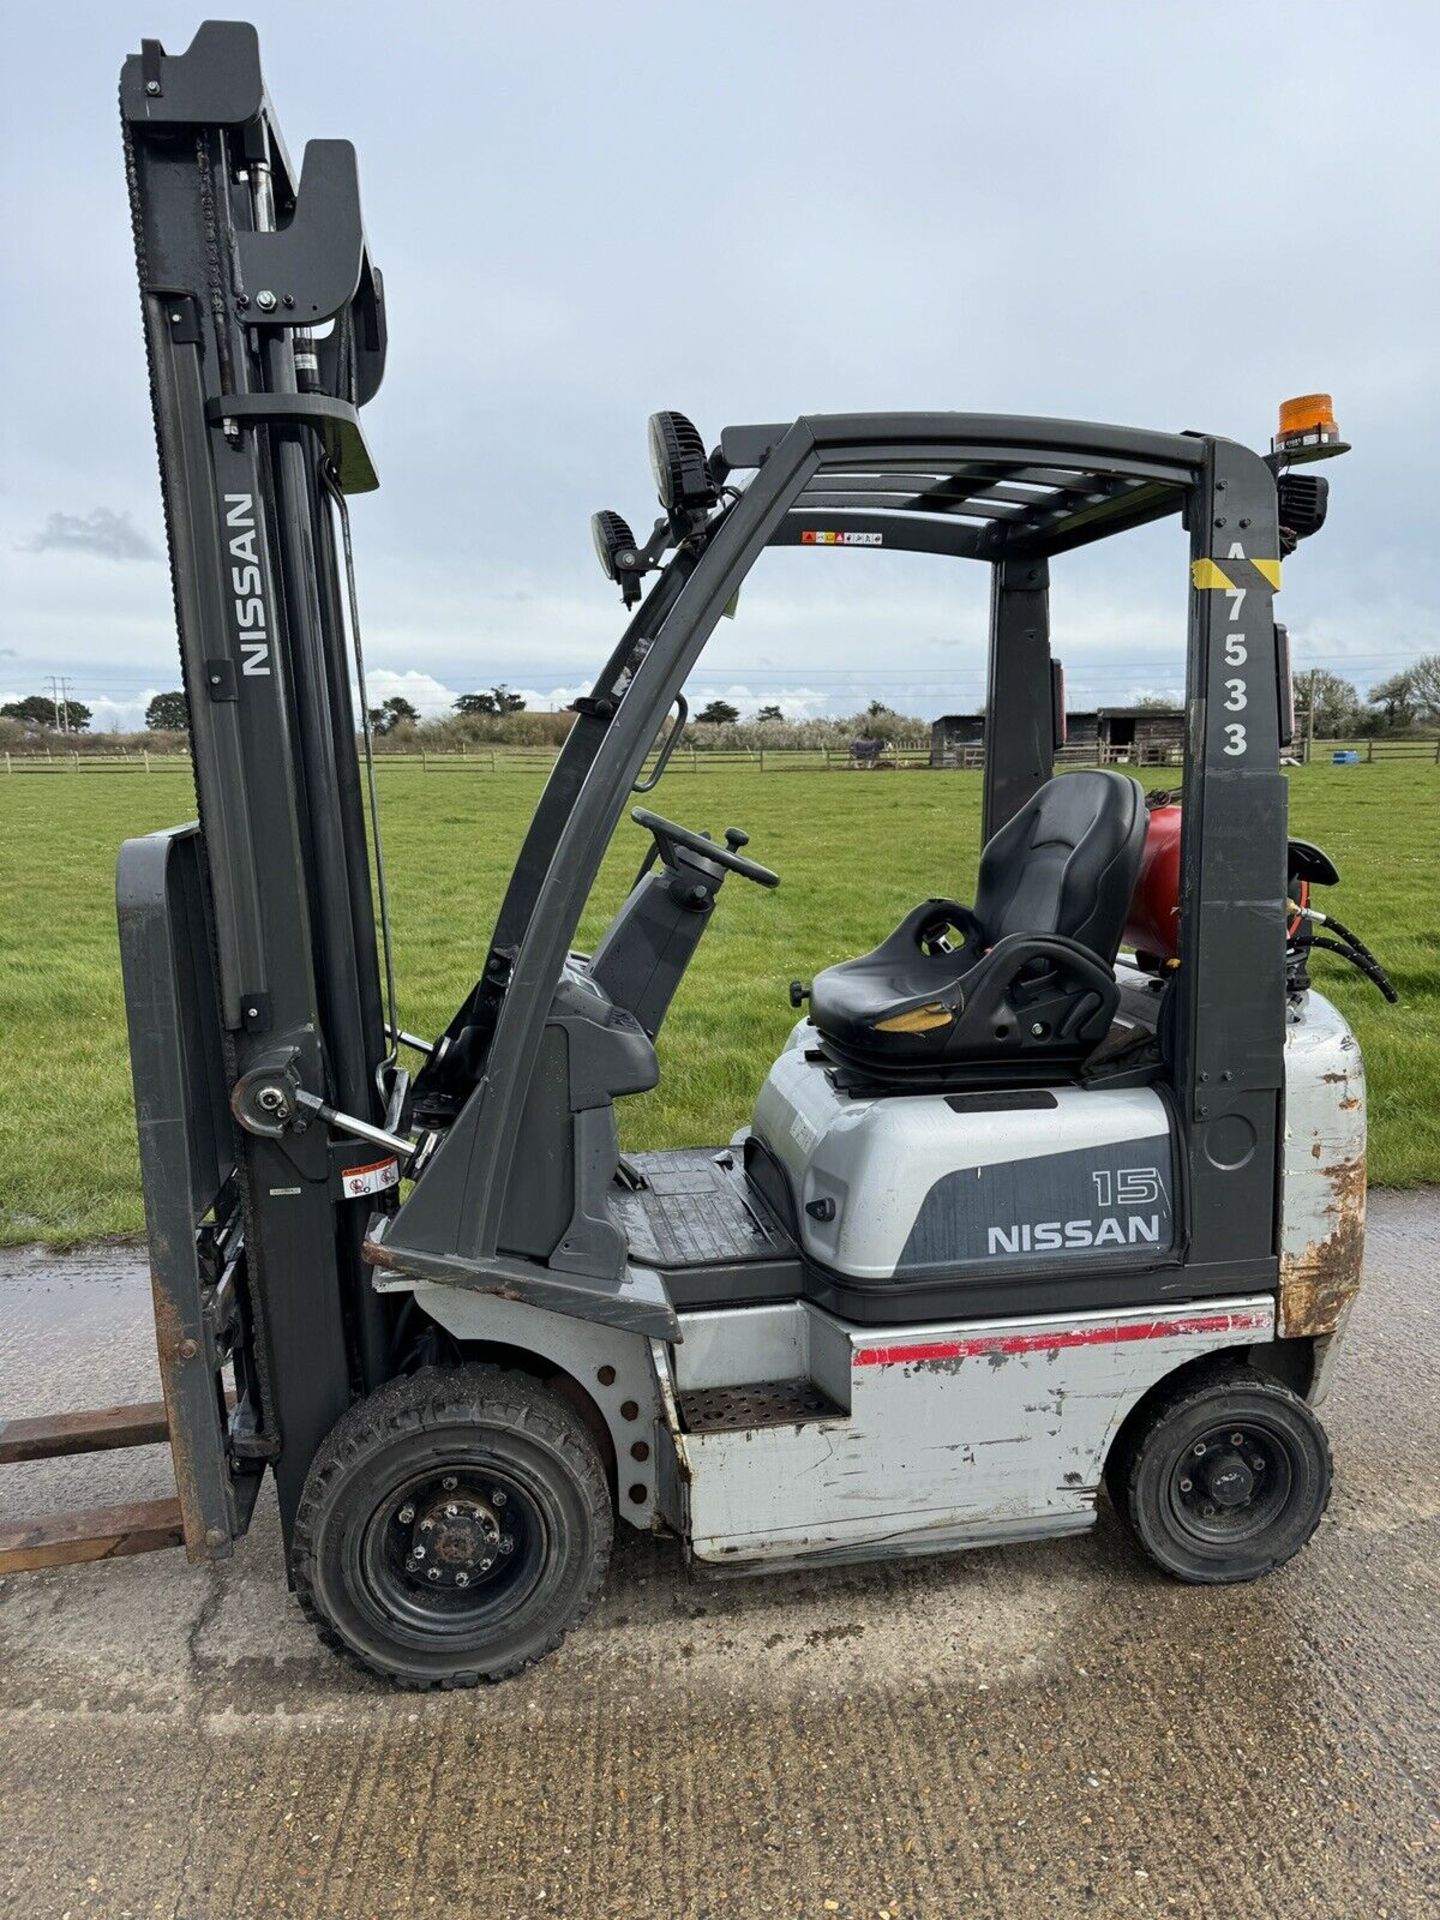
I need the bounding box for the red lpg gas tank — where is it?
[1124,804,1182,961]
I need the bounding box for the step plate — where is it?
[680,1377,844,1434]
[614,1148,796,1269]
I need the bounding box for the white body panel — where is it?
[667,1295,1273,1565]
[394,998,1364,1571]
[752,1039,1175,1279]
[1278,987,1367,1352]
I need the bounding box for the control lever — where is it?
[293,1088,420,1161]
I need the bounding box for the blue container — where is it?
[1331,750,1360,765]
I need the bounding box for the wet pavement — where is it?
[1,1194,1437,1920]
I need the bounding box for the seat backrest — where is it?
[974,771,1147,963]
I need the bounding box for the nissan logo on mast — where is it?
[223,493,272,677]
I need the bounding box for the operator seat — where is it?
[808,770,1147,1080]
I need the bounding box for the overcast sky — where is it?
[2,2,1436,730]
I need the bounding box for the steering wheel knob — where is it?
[724,827,750,851]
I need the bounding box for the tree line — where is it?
[5,660,1440,746]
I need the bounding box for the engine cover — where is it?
[751,1031,1177,1281]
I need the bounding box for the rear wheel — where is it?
[1116,1366,1332,1584]
[292,1365,612,1687]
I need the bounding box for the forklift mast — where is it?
[118,23,392,1545]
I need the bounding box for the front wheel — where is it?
[1115,1366,1332,1584]
[292,1365,613,1687]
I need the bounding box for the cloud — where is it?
[362,668,578,718]
[25,508,160,563]
[686,683,834,721]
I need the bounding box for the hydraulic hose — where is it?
[1308,934,1400,1003]
[1292,904,1400,1003]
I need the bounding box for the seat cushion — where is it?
[808,901,984,1062]
[807,772,1146,1074]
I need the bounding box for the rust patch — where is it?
[1279,1153,1366,1339]
[146,1279,206,1553]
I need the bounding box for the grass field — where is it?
[1,761,1435,1245]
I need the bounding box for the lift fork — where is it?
[0,1402,185,1573]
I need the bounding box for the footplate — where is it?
[679,1378,845,1433]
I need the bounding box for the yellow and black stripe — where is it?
[1190,557,1282,592]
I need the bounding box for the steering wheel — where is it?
[631,807,780,889]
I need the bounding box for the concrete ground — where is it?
[1,1196,1436,1920]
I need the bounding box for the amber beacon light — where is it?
[1272,393,1350,462]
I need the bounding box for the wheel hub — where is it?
[399,1486,510,1589]
[1202,1450,1255,1508]
[1172,1423,1287,1538]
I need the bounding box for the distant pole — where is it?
[1306,668,1318,762]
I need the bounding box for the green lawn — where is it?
[1,761,1435,1245]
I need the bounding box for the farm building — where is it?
[929,705,1184,768]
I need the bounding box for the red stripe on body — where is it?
[854,1309,1272,1370]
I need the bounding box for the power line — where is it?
[43,648,1419,693]
[22,646,1424,706]
[45,675,74,732]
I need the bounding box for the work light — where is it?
[1276,472,1329,543]
[647,411,718,516]
[590,510,644,607]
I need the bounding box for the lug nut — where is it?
[397,1504,415,1524]
[420,1517,434,1530]
[455,1572,470,1588]
[1179,1477,1193,1493]
[441,1476,457,1491]
[492,1489,507,1507]
[444,1503,460,1518]
[498,1535,514,1555]
[427,1567,441,1582]
[412,1544,425,1560]
[1230,1433,1245,1447]
[1192,1442,1207,1457]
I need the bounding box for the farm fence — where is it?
[4,736,1438,776]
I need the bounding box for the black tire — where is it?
[292,1365,612,1688]
[1116,1365,1332,1585]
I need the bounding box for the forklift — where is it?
[0,22,1394,1688]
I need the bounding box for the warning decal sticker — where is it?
[801,530,883,546]
[343,1156,401,1200]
